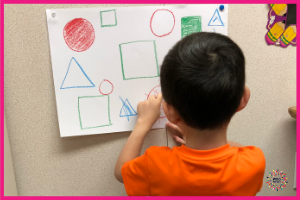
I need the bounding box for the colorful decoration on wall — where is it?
[266,169,288,191]
[266,4,297,48]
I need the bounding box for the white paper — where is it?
[46,5,228,137]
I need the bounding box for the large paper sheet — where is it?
[46,5,228,137]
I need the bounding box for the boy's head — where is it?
[161,32,247,130]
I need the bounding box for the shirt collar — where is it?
[175,144,235,160]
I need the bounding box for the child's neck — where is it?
[180,124,228,150]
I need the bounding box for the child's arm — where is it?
[114,93,163,183]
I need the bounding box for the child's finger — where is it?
[172,135,186,145]
[166,122,183,135]
[148,95,156,101]
[156,93,163,104]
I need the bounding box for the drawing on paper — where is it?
[147,85,166,119]
[150,9,175,37]
[78,95,112,130]
[208,9,224,26]
[119,97,137,121]
[46,5,229,136]
[63,18,95,52]
[119,40,159,80]
[60,57,95,89]
[181,16,202,38]
[99,79,114,95]
[100,9,117,27]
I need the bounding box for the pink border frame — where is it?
[0,1,298,198]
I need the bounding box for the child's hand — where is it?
[115,93,163,183]
[166,122,186,146]
[137,93,163,130]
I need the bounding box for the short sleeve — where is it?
[256,148,265,193]
[238,146,266,194]
[121,152,150,196]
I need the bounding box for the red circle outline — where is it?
[147,85,166,119]
[99,79,114,95]
[150,9,175,37]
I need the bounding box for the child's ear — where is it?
[236,86,250,112]
[162,101,180,124]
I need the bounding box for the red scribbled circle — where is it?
[150,9,175,37]
[147,85,166,118]
[63,18,95,52]
[99,79,114,95]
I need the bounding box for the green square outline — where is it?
[78,95,112,130]
[181,16,202,38]
[119,40,160,81]
[100,9,117,27]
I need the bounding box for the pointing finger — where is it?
[149,95,156,101]
[156,93,163,104]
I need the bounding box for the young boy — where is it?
[114,32,266,196]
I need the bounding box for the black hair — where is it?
[160,32,245,130]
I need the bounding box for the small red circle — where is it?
[63,18,95,52]
[150,9,175,37]
[99,79,114,95]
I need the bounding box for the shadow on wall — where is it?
[57,130,131,154]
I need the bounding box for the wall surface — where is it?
[4,115,18,196]
[4,4,296,196]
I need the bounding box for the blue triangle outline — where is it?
[119,97,137,121]
[208,9,224,27]
[60,57,95,89]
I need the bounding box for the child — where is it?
[114,32,266,196]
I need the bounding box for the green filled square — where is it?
[181,16,202,38]
[100,9,117,27]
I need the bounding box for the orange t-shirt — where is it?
[121,144,265,196]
